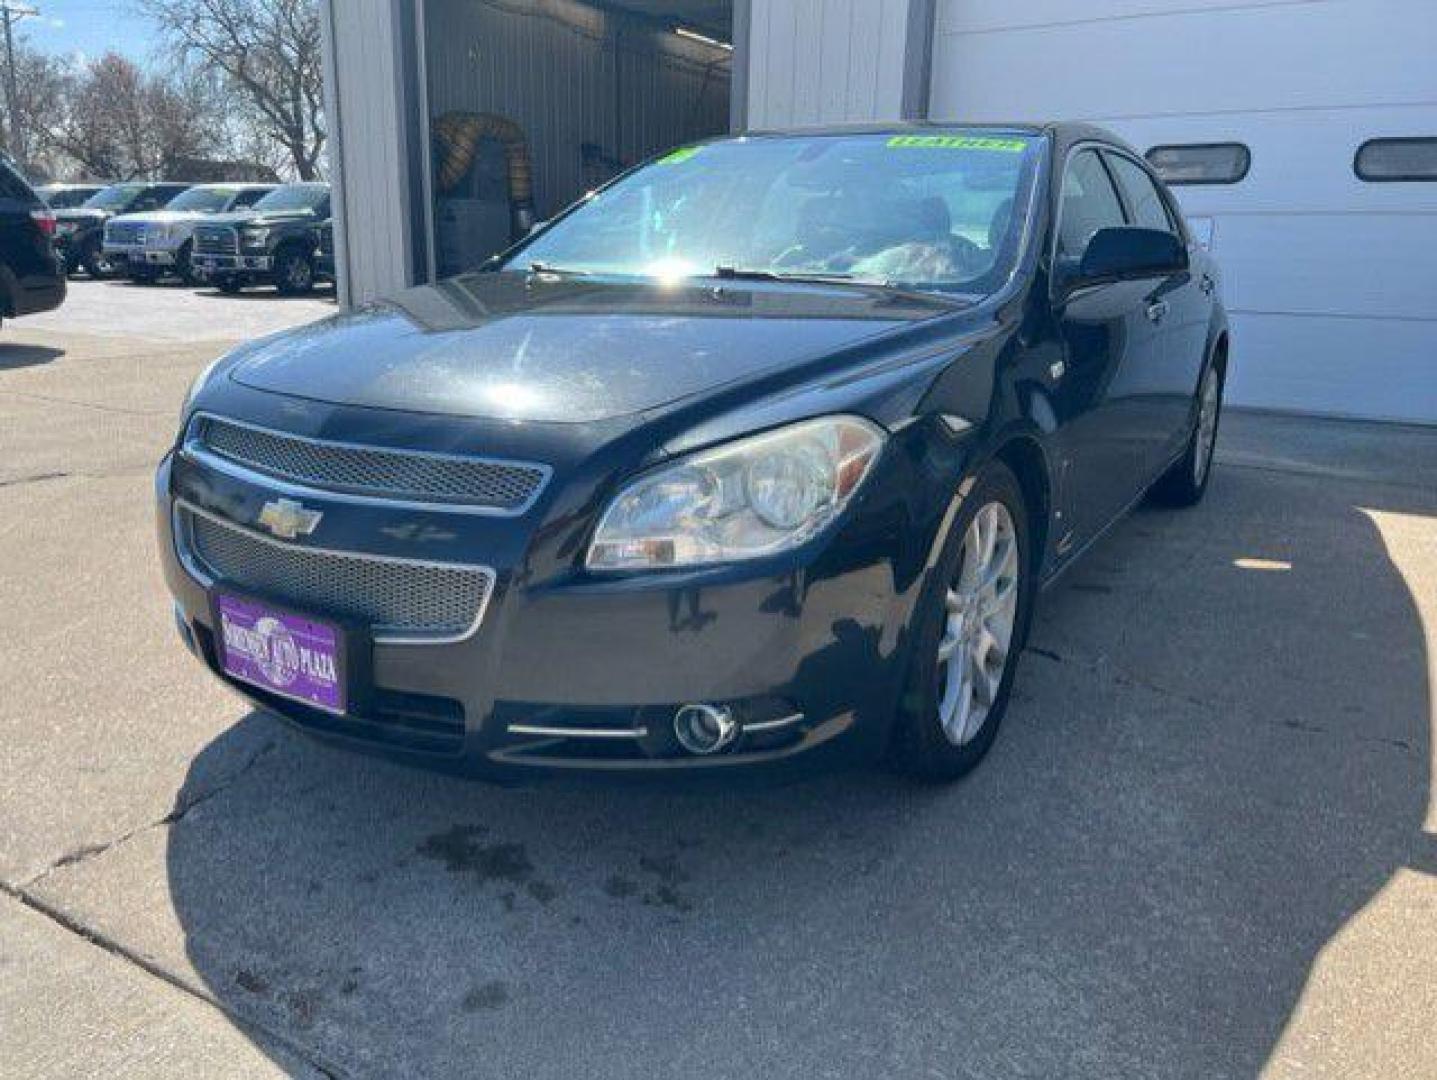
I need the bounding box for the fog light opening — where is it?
[673,703,738,756]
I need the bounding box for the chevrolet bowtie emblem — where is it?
[258,498,323,540]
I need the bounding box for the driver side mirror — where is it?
[1075,226,1187,286]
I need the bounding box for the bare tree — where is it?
[45,52,219,179]
[139,0,326,180]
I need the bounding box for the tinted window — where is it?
[1355,138,1437,182]
[254,183,329,212]
[1145,143,1250,185]
[511,131,1045,294]
[165,186,236,212]
[231,187,271,208]
[1105,153,1175,234]
[1057,149,1126,259]
[41,187,98,208]
[83,184,146,211]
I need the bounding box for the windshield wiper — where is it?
[714,266,860,285]
[524,261,591,277]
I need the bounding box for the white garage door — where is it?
[928,0,1437,424]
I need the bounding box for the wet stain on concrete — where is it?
[417,825,558,908]
[235,969,270,995]
[637,852,693,912]
[463,981,510,1012]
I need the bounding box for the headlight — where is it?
[586,415,885,571]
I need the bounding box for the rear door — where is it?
[1104,150,1209,473]
[1050,147,1155,548]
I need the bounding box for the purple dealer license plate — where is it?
[216,594,345,713]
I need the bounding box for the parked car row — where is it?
[42,180,333,296]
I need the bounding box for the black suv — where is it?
[191,182,332,295]
[0,157,65,322]
[54,182,191,278]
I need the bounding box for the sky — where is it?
[17,0,163,67]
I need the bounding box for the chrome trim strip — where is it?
[172,499,497,646]
[741,712,805,733]
[185,412,553,517]
[508,724,648,740]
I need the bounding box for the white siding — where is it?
[745,0,915,127]
[930,0,1437,423]
[321,0,416,307]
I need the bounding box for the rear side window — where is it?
[1057,149,1126,258]
[231,188,270,208]
[1105,153,1176,234]
[1145,143,1250,185]
[1355,138,1437,182]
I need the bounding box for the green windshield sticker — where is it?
[886,135,1027,152]
[657,146,702,165]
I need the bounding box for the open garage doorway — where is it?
[419,0,736,279]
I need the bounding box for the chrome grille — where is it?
[194,416,549,513]
[194,225,238,255]
[106,220,143,245]
[180,506,493,640]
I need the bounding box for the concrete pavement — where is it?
[1,280,1434,1078]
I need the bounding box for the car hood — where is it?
[55,208,110,224]
[109,210,207,225]
[226,272,960,424]
[200,209,319,228]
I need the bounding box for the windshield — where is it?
[82,184,146,211]
[165,186,237,212]
[43,187,98,209]
[507,131,1043,295]
[254,184,327,212]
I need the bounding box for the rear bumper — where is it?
[155,435,922,776]
[8,273,65,317]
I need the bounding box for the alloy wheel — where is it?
[1193,366,1221,487]
[936,500,1020,747]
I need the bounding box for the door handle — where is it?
[1146,299,1170,323]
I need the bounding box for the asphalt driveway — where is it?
[1,280,1434,1078]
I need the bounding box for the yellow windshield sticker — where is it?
[887,135,1028,152]
[657,146,702,165]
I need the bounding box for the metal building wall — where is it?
[320,0,423,307]
[743,0,932,127]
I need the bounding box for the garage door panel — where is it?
[1214,214,1437,320]
[1228,312,1437,423]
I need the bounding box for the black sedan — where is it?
[157,122,1227,780]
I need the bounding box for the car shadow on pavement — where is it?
[163,461,1433,1078]
[0,343,63,370]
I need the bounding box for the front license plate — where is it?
[216,593,346,713]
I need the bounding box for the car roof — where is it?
[735,119,1132,153]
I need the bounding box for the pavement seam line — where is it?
[19,740,281,892]
[0,885,344,1080]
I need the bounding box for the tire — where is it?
[129,267,158,285]
[273,247,314,296]
[891,460,1034,781]
[215,275,243,295]
[80,239,112,280]
[1150,358,1224,507]
[175,242,196,286]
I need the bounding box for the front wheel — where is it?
[1151,360,1224,507]
[891,461,1033,781]
[215,275,243,295]
[273,248,314,296]
[80,239,112,280]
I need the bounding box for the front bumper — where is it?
[105,242,177,267]
[193,252,273,277]
[154,409,932,776]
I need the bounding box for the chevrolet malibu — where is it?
[157,122,1227,780]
